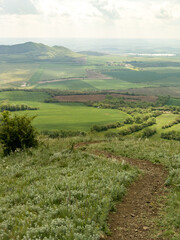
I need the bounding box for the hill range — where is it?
[0,42,85,63]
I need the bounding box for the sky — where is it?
[0,0,180,39]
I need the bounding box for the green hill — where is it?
[0,42,85,63]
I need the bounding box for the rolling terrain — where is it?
[0,42,179,97]
[0,42,179,240]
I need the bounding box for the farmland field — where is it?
[0,63,39,87]
[0,54,180,91]
[0,90,179,134]
[36,79,96,90]
[0,91,49,102]
[16,102,129,131]
[0,90,129,131]
[103,69,180,86]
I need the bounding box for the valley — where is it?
[0,42,179,240]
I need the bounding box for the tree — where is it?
[0,111,38,155]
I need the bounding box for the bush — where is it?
[141,128,157,138]
[161,131,180,141]
[0,111,38,155]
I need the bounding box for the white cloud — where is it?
[90,0,121,20]
[0,0,180,38]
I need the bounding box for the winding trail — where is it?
[75,142,168,240]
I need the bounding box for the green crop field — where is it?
[16,102,129,131]
[0,91,49,102]
[83,78,146,90]
[103,69,180,87]
[36,79,96,90]
[0,91,129,131]
[33,64,87,81]
[1,94,128,130]
[0,63,39,87]
[36,79,146,90]
[1,54,180,91]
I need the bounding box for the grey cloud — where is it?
[156,8,173,20]
[0,0,38,15]
[90,0,120,20]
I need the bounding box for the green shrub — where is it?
[91,122,123,132]
[141,128,157,138]
[0,111,38,155]
[41,130,86,138]
[161,131,180,141]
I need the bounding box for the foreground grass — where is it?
[0,137,139,240]
[86,138,180,239]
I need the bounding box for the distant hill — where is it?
[78,51,107,56]
[0,42,85,63]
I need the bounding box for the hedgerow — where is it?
[161,131,180,141]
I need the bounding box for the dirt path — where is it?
[75,142,168,240]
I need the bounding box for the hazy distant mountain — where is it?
[0,42,85,63]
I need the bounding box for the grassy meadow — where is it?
[0,134,179,239]
[0,137,139,240]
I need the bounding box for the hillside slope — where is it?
[0,42,85,63]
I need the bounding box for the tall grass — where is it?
[0,137,139,240]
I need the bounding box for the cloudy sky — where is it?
[0,0,180,38]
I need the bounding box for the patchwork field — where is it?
[0,55,180,92]
[0,90,179,134]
